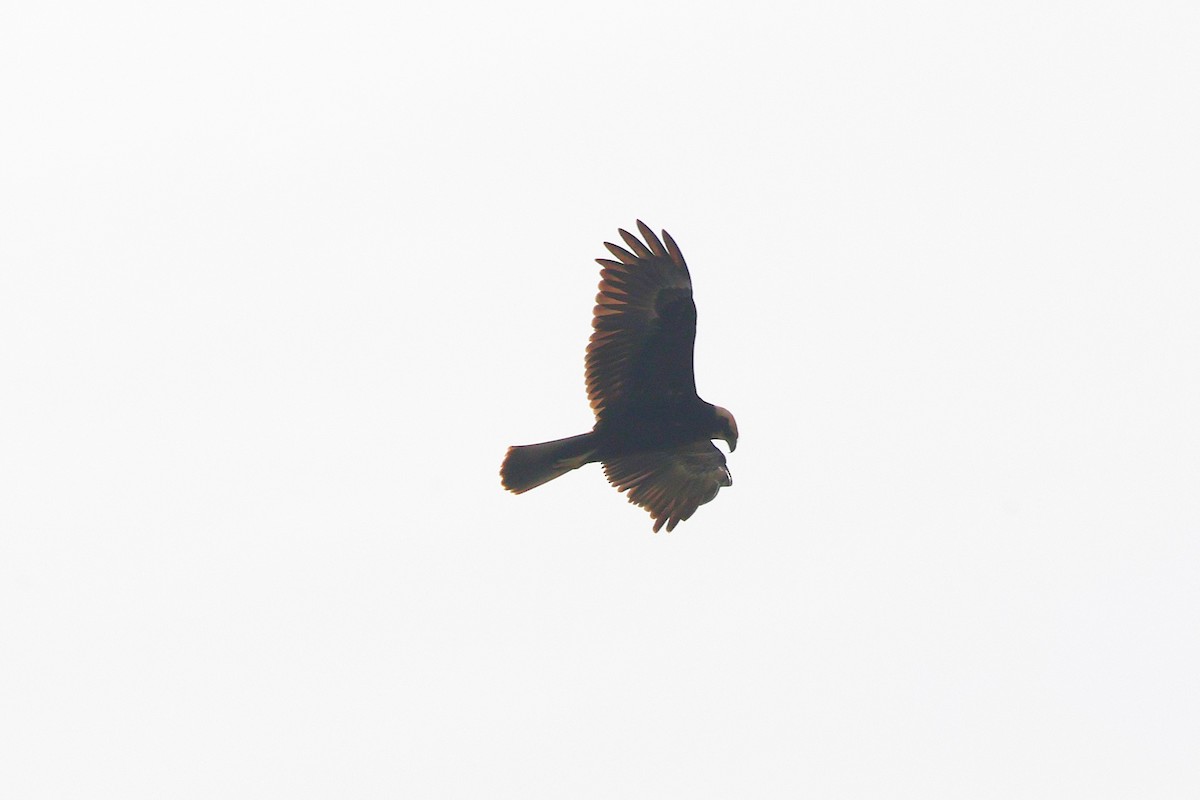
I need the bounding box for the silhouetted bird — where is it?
[501,221,737,532]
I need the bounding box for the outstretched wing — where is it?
[603,441,732,532]
[586,221,698,421]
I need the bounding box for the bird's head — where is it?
[714,406,738,452]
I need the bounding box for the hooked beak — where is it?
[713,406,738,453]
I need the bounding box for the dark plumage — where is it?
[500,221,737,532]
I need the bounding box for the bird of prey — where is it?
[500,221,738,532]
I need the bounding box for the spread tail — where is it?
[500,432,598,494]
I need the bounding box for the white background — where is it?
[3,1,1198,797]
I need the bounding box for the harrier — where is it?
[500,221,737,532]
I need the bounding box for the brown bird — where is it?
[500,221,737,532]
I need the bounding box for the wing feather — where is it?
[603,242,640,264]
[619,228,654,258]
[603,441,732,532]
[637,220,670,257]
[586,222,697,419]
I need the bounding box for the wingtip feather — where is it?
[603,241,638,264]
[635,220,668,257]
[618,228,654,258]
[662,230,686,266]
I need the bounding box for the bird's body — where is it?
[593,399,726,457]
[500,221,737,532]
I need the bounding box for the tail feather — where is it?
[501,432,597,493]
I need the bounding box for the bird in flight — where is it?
[500,221,738,532]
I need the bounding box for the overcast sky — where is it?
[3,2,1198,797]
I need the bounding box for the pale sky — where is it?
[3,2,1198,797]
